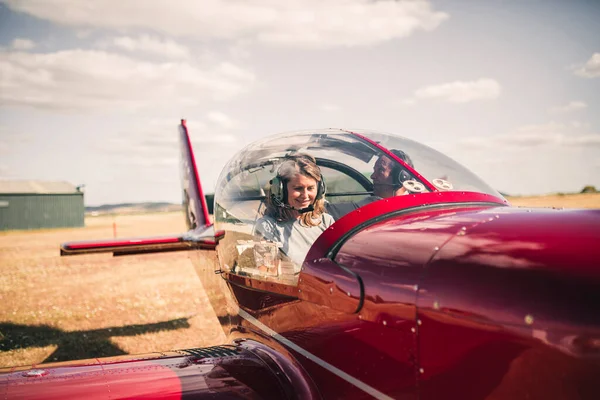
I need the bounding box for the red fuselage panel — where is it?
[1,347,290,399]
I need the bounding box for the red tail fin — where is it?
[60,120,218,256]
[180,120,211,230]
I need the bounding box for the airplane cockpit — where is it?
[213,129,504,287]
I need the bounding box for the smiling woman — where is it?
[254,154,334,268]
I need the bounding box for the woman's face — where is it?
[286,173,317,210]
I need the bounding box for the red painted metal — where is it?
[415,207,600,399]
[61,228,222,256]
[1,347,294,399]
[297,257,362,314]
[334,205,496,323]
[305,191,507,262]
[206,190,599,399]
[65,236,182,249]
[60,235,217,256]
[8,122,600,399]
[279,316,419,399]
[230,284,417,399]
[220,200,508,398]
[324,204,600,398]
[344,205,598,398]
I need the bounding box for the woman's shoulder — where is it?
[256,215,276,224]
[255,215,278,233]
[322,212,335,227]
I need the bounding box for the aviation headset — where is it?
[390,149,415,187]
[269,155,326,207]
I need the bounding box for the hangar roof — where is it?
[0,180,82,194]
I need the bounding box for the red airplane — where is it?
[2,121,599,399]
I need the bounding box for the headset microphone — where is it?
[271,194,314,214]
[298,205,314,213]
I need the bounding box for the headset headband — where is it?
[390,149,414,186]
[269,155,326,205]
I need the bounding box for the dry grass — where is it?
[0,212,225,368]
[506,193,600,209]
[1,194,598,368]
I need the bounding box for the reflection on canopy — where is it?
[214,129,505,287]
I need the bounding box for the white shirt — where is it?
[254,213,335,267]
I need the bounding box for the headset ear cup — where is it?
[316,176,326,200]
[391,166,400,186]
[393,166,411,186]
[270,177,285,203]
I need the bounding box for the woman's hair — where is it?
[264,153,326,227]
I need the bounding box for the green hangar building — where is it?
[0,181,84,231]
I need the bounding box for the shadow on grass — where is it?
[0,318,191,363]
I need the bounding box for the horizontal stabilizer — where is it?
[61,225,223,256]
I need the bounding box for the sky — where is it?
[0,0,598,206]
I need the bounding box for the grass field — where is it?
[1,193,599,368]
[0,212,225,368]
[506,192,600,209]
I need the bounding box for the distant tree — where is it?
[205,194,215,214]
[581,185,597,193]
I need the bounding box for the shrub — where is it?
[581,185,597,194]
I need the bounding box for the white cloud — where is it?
[207,111,237,129]
[413,78,501,103]
[433,121,600,196]
[110,35,191,59]
[75,30,93,39]
[11,38,35,50]
[115,156,179,168]
[95,117,236,190]
[319,103,341,112]
[0,49,255,111]
[0,129,32,155]
[228,45,252,60]
[573,53,600,78]
[100,118,237,155]
[549,101,587,113]
[562,134,600,147]
[459,121,600,149]
[568,120,590,129]
[0,165,12,177]
[3,0,449,49]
